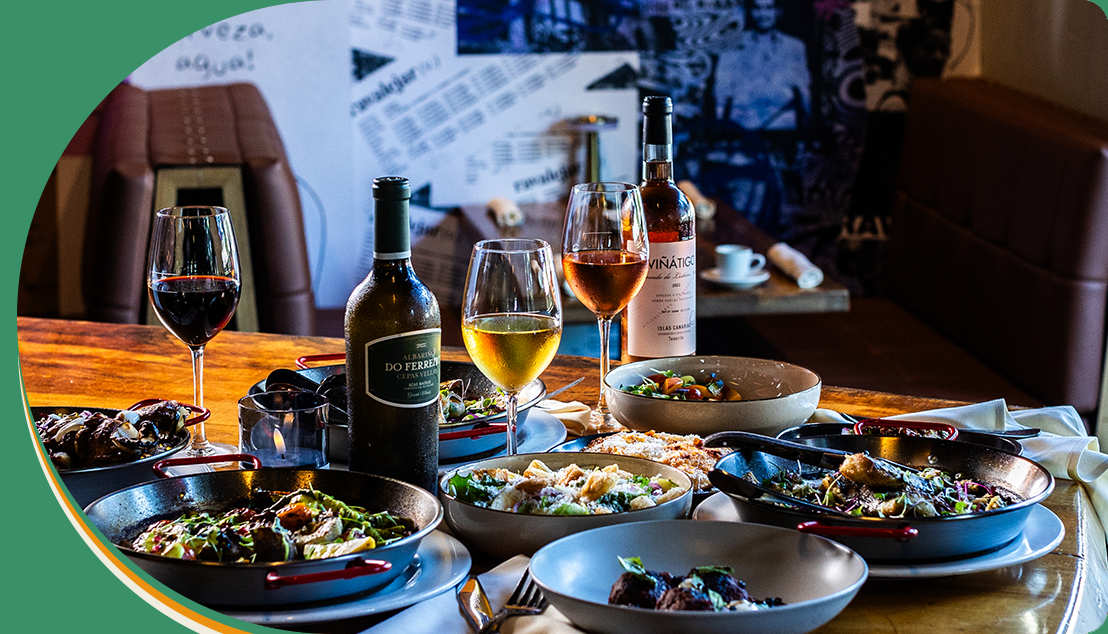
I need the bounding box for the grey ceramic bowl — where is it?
[438,452,693,559]
[603,356,821,436]
[529,520,867,634]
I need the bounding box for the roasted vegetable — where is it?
[620,370,742,402]
[757,455,1013,518]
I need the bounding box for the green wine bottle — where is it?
[345,176,441,491]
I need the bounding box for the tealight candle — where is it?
[239,391,329,469]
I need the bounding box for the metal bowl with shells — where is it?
[33,400,207,507]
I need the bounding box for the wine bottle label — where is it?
[626,240,696,357]
[364,328,441,407]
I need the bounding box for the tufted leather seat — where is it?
[82,82,316,335]
[887,78,1108,421]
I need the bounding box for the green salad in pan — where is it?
[130,488,414,562]
[440,378,507,422]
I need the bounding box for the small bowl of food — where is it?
[436,364,546,461]
[603,356,821,436]
[439,452,693,559]
[529,519,867,634]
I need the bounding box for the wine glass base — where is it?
[587,409,625,435]
[181,442,242,470]
[182,441,238,457]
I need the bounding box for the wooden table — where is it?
[458,201,850,323]
[18,317,1107,634]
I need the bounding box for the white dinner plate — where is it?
[222,530,471,626]
[700,267,770,289]
[692,492,1064,578]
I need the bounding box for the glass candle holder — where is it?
[239,391,329,468]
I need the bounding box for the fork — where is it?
[477,569,549,634]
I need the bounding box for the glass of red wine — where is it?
[147,206,242,457]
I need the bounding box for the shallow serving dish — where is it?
[603,356,821,436]
[33,405,192,508]
[85,468,442,607]
[438,452,693,559]
[529,519,867,634]
[707,432,1053,562]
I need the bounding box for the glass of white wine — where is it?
[462,239,563,455]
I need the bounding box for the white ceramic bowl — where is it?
[438,453,693,559]
[603,356,821,436]
[529,520,867,634]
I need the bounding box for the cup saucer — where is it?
[700,267,770,289]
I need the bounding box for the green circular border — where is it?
[5,3,288,633]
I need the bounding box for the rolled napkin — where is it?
[677,180,717,220]
[813,399,1108,547]
[488,197,524,228]
[768,242,824,289]
[537,399,592,437]
[365,554,581,634]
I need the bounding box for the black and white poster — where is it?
[458,0,868,268]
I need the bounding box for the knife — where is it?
[542,376,585,402]
[457,575,494,633]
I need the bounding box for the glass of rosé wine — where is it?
[561,182,649,432]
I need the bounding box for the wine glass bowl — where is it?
[561,182,649,432]
[462,239,563,455]
[147,206,242,458]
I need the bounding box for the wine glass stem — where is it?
[188,344,212,453]
[505,393,520,456]
[595,315,613,415]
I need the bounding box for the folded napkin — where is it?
[768,242,823,289]
[537,399,592,437]
[813,400,1108,545]
[488,197,524,228]
[364,555,581,634]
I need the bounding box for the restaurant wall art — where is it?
[127,0,963,302]
[456,0,960,295]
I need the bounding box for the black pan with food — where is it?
[84,468,442,607]
[777,421,1023,455]
[33,403,201,507]
[706,431,1053,563]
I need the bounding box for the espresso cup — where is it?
[716,244,766,281]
